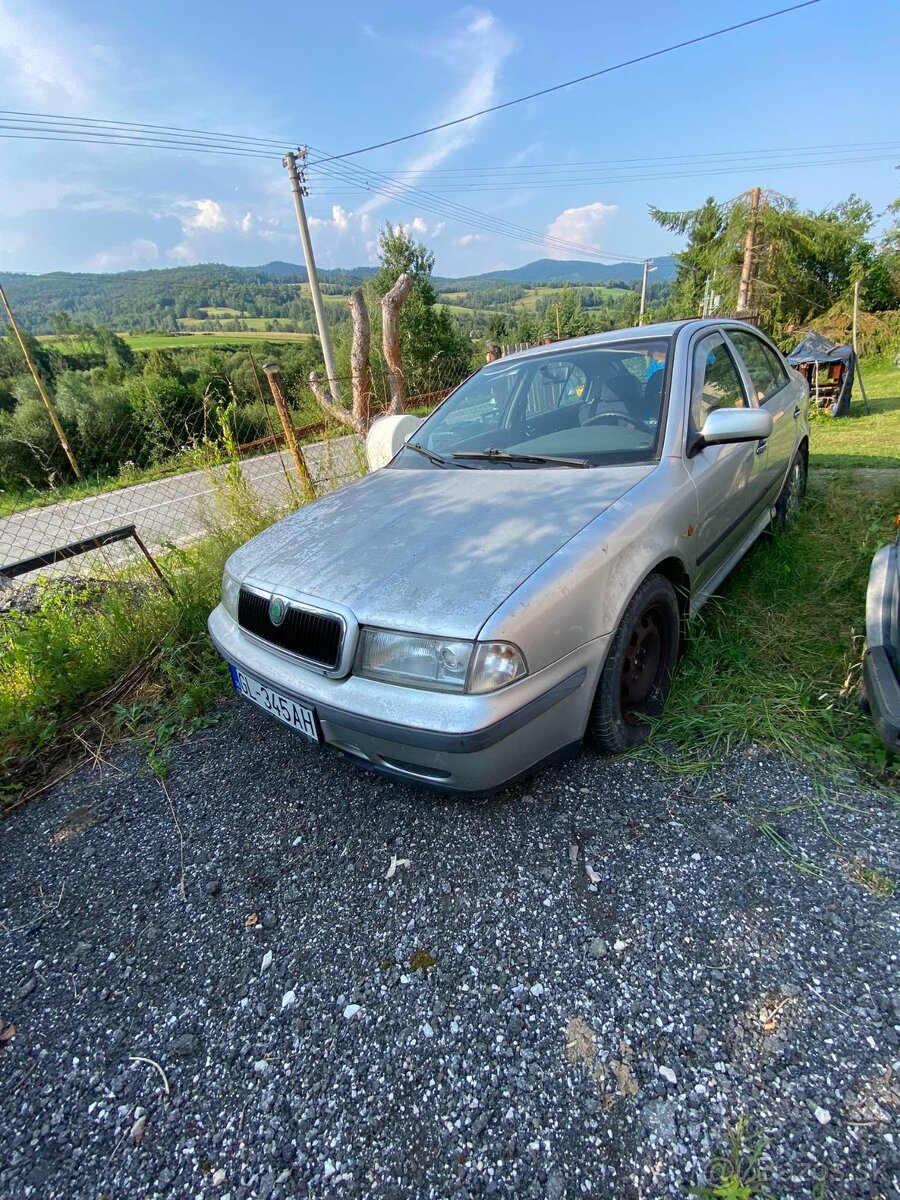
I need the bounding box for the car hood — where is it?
[228,463,654,639]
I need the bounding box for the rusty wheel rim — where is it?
[620,604,665,724]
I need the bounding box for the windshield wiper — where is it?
[405,441,450,466]
[451,448,591,469]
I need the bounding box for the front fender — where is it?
[478,460,699,673]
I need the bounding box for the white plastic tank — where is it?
[365,414,425,472]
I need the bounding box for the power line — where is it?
[306,151,900,196]
[0,109,289,150]
[356,140,900,176]
[307,152,646,261]
[308,0,824,165]
[0,116,647,261]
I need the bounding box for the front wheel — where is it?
[586,573,680,755]
[773,447,808,532]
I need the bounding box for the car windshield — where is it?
[398,337,671,469]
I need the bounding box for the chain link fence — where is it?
[0,353,474,606]
[0,350,475,799]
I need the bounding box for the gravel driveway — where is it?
[1,704,898,1199]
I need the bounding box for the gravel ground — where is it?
[1,703,898,1199]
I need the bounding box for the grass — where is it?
[0,461,281,807]
[689,1117,772,1199]
[808,358,900,469]
[659,471,899,782]
[40,331,312,352]
[3,359,898,809]
[658,362,900,783]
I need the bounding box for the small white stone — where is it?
[691,852,701,861]
[659,1066,677,1085]
[529,983,544,997]
[542,897,552,908]
[422,1022,434,1038]
[212,1168,226,1187]
[323,1159,336,1179]
[613,939,629,952]
[343,1003,361,1019]
[281,990,296,1009]
[450,1019,460,1034]
[253,1060,269,1075]
[814,1106,831,1125]
[261,950,273,973]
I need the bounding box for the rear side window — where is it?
[730,330,787,403]
[691,332,748,429]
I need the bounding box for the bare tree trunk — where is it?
[308,371,360,433]
[348,288,373,431]
[381,272,414,414]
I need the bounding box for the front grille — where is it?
[238,587,343,669]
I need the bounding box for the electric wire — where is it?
[307,0,824,164]
[305,151,900,195]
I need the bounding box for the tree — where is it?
[368,223,471,394]
[486,312,509,342]
[650,189,897,334]
[649,196,730,319]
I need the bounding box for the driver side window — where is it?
[690,333,748,429]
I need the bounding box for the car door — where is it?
[685,330,769,589]
[726,327,795,501]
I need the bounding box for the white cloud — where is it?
[545,201,619,258]
[182,199,230,234]
[88,238,159,271]
[454,233,484,246]
[357,8,517,216]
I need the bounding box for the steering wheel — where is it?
[583,411,655,436]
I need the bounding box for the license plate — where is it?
[229,665,320,744]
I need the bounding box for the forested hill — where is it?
[0,256,675,333]
[0,263,376,332]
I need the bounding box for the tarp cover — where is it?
[787,331,855,417]
[786,331,853,366]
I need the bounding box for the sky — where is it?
[0,0,897,277]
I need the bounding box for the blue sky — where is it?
[0,0,897,276]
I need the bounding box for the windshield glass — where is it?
[399,337,671,468]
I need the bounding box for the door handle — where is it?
[793,405,801,419]
[755,441,767,455]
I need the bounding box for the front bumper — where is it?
[208,605,607,791]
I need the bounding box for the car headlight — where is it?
[221,565,241,622]
[355,629,526,694]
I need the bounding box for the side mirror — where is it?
[693,407,773,455]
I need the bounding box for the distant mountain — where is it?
[249,261,379,282]
[0,256,677,333]
[472,257,677,284]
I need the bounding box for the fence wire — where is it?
[0,357,472,612]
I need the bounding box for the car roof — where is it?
[498,319,761,363]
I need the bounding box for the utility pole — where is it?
[284,149,341,402]
[554,303,561,340]
[639,259,656,324]
[0,281,82,480]
[737,186,761,315]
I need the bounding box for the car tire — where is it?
[773,446,808,532]
[586,573,680,755]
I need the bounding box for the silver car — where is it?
[208,320,809,792]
